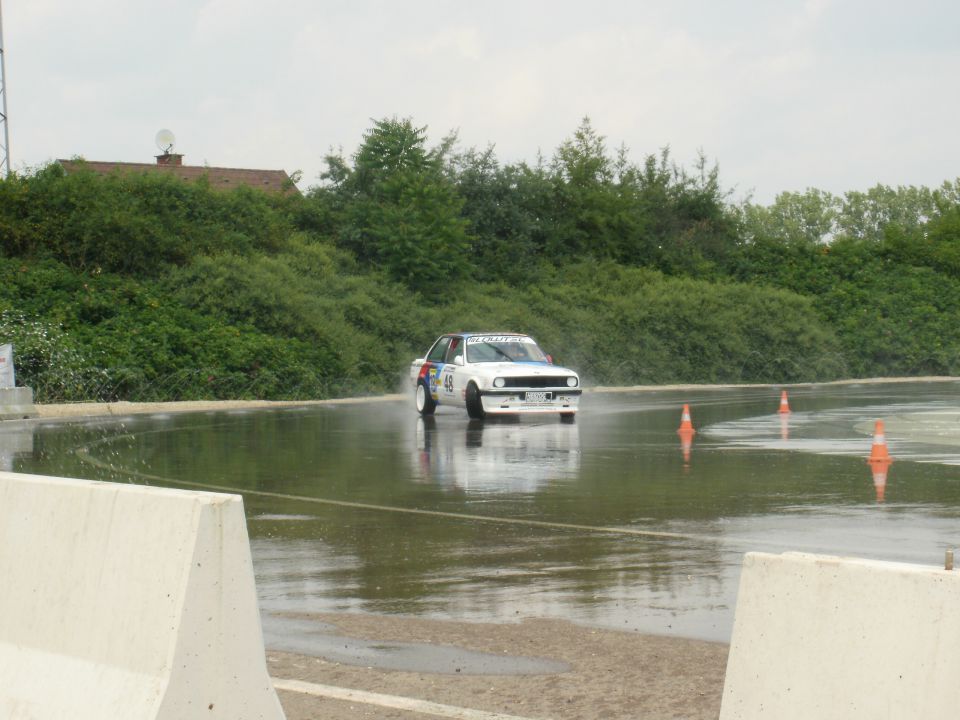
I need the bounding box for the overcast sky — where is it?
[5,0,959,203]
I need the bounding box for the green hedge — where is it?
[1,158,958,402]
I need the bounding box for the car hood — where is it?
[471,362,577,377]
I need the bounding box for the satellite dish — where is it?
[155,129,176,154]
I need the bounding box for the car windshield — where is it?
[465,335,548,363]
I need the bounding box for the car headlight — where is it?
[493,377,505,388]
[566,377,578,387]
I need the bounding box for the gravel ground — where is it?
[267,613,728,720]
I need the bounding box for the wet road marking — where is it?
[74,438,706,542]
[272,677,535,720]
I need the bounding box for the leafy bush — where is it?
[428,263,844,385]
[0,163,297,275]
[0,308,104,401]
[1,126,959,402]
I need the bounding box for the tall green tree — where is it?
[836,184,937,242]
[313,117,471,294]
[633,148,738,276]
[739,188,838,247]
[548,118,647,263]
[450,146,549,282]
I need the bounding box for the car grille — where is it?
[501,376,573,388]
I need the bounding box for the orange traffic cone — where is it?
[869,420,892,462]
[778,390,791,414]
[677,404,695,466]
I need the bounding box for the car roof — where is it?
[456,332,528,338]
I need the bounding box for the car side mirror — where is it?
[454,355,465,366]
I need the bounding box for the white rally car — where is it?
[410,333,581,420]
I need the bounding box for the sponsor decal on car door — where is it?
[439,364,457,403]
[441,336,465,405]
[430,365,444,400]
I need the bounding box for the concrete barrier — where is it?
[0,471,285,720]
[0,387,36,420]
[720,551,960,720]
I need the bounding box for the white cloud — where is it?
[4,1,959,202]
[410,27,484,61]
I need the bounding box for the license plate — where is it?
[524,391,551,402]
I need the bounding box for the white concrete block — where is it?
[720,551,960,720]
[0,344,13,387]
[0,387,36,420]
[0,471,285,720]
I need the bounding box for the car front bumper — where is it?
[479,389,581,414]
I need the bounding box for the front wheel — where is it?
[560,412,576,423]
[465,382,485,420]
[415,381,436,416]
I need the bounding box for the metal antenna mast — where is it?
[0,1,10,176]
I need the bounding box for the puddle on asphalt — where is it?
[263,615,570,675]
[21,381,960,645]
[707,402,960,464]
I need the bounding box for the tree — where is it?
[739,188,838,247]
[313,117,471,294]
[450,146,548,282]
[547,117,647,263]
[836,184,937,242]
[632,148,738,276]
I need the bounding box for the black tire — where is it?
[415,380,436,416]
[560,412,576,423]
[465,382,486,420]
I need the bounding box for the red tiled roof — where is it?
[57,159,299,195]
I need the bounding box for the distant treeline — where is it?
[1,117,959,402]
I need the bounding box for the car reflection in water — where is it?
[411,416,581,494]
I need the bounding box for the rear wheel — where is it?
[560,412,576,423]
[465,382,486,420]
[415,381,436,415]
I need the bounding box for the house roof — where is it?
[56,159,299,195]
